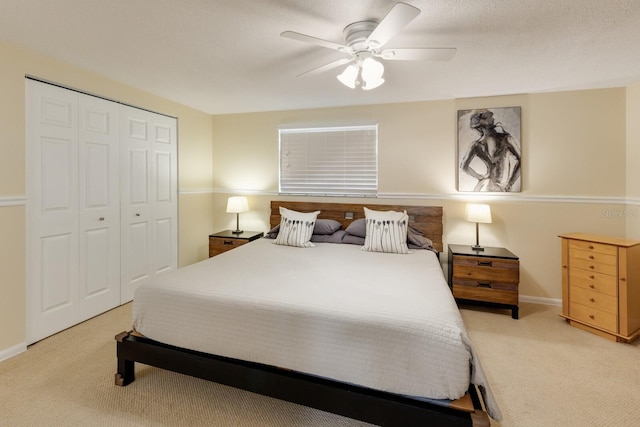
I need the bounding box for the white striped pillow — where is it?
[274,207,320,248]
[362,207,409,254]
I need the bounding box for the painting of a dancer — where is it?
[458,107,521,192]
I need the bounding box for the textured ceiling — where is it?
[1,0,639,114]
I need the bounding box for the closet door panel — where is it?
[78,94,120,320]
[121,108,151,303]
[154,218,173,273]
[127,221,150,282]
[40,233,74,312]
[120,106,176,303]
[150,118,178,276]
[26,81,79,343]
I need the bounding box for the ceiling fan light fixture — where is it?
[337,63,360,88]
[362,75,385,90]
[361,57,385,90]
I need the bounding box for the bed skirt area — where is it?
[115,331,490,427]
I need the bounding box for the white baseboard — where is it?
[0,342,27,362]
[520,295,562,306]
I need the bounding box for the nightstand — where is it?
[209,230,264,257]
[448,244,520,319]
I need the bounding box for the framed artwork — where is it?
[457,106,521,192]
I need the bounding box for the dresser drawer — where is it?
[569,257,617,277]
[452,283,518,305]
[570,302,617,333]
[568,267,617,296]
[569,239,617,256]
[452,256,519,283]
[569,248,617,267]
[569,285,618,315]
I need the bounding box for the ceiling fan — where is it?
[280,2,456,90]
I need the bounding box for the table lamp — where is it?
[465,203,492,251]
[226,196,249,234]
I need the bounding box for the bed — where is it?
[115,201,499,426]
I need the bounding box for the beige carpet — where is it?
[1,302,638,426]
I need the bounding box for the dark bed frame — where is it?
[115,202,491,427]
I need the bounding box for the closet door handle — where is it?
[99,217,105,221]
[135,213,141,217]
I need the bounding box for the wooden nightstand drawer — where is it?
[452,256,519,283]
[452,282,518,305]
[209,238,246,257]
[208,230,264,257]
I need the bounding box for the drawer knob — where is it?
[589,314,595,320]
[589,298,595,303]
[589,275,595,279]
[588,245,594,249]
[223,240,233,245]
[589,255,594,260]
[589,284,595,289]
[589,265,595,269]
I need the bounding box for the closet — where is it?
[26,79,177,344]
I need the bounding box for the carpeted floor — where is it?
[1,302,638,426]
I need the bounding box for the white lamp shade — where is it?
[361,57,385,90]
[337,64,359,89]
[226,196,249,214]
[465,203,492,224]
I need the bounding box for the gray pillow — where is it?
[267,219,342,238]
[344,218,366,238]
[265,225,279,239]
[313,219,342,235]
[407,225,435,251]
[310,229,346,243]
[342,234,365,246]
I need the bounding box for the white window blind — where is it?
[279,125,378,196]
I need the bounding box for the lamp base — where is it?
[231,229,243,235]
[471,244,485,251]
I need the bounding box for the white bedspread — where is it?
[133,238,500,419]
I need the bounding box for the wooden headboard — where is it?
[270,201,443,253]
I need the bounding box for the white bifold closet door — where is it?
[119,105,178,303]
[26,80,177,344]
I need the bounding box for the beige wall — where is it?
[2,37,639,357]
[210,88,630,305]
[626,82,640,237]
[0,41,214,354]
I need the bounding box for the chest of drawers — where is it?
[559,233,640,343]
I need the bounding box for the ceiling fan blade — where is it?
[297,57,354,77]
[281,31,352,54]
[366,2,421,49]
[379,47,457,61]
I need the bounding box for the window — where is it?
[279,125,378,196]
